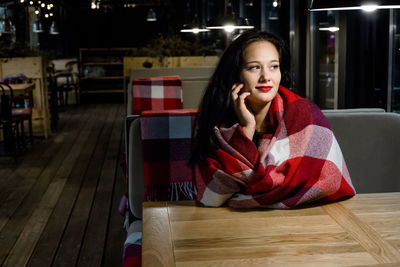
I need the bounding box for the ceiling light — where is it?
[206,17,254,32]
[180,28,209,34]
[32,19,43,33]
[361,5,378,11]
[146,8,157,21]
[49,21,59,35]
[310,0,400,11]
[319,26,340,32]
[181,13,209,34]
[0,10,13,34]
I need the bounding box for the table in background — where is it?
[7,83,35,94]
[143,192,400,266]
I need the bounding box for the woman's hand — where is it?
[231,83,256,140]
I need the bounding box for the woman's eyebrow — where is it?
[244,59,280,64]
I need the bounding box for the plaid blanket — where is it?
[195,86,356,209]
[123,223,142,267]
[140,109,199,201]
[132,76,183,114]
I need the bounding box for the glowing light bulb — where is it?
[361,5,378,12]
[273,0,278,8]
[328,27,339,32]
[223,24,235,33]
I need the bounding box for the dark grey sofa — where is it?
[323,109,400,193]
[125,109,400,218]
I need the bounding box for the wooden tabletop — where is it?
[142,192,400,266]
[3,83,35,93]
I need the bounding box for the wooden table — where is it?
[8,83,36,94]
[142,192,400,266]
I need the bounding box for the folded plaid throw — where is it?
[141,109,199,201]
[123,230,142,267]
[195,86,356,209]
[132,76,183,114]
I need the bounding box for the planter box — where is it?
[0,56,51,138]
[123,56,219,78]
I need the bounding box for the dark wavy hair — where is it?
[190,30,290,164]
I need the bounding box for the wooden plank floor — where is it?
[0,104,127,267]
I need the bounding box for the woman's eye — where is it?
[270,65,280,70]
[248,65,260,70]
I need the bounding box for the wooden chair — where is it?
[56,60,80,106]
[46,63,59,131]
[11,87,33,145]
[0,83,25,156]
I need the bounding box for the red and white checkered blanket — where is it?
[195,86,356,208]
[132,76,183,114]
[140,109,199,201]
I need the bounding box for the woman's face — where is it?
[239,40,281,109]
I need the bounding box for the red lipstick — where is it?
[256,86,273,92]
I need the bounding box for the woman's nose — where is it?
[260,68,271,81]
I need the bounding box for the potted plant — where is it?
[124,35,219,72]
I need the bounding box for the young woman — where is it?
[191,30,356,208]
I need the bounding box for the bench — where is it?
[127,66,215,114]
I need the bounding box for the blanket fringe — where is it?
[145,181,197,201]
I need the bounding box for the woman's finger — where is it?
[231,83,244,101]
[238,92,251,107]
